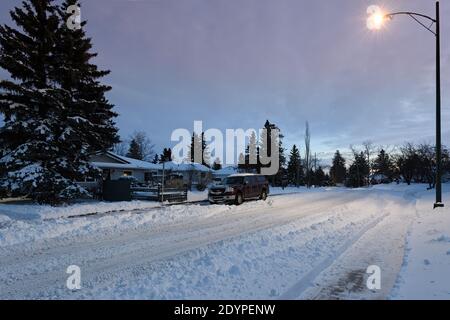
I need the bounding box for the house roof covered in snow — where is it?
[163,161,212,173]
[213,166,239,176]
[91,152,161,171]
[91,152,213,173]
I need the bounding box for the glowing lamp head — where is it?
[367,5,386,30]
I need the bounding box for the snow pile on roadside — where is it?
[0,200,161,220]
[0,199,275,248]
[0,214,11,228]
[0,187,312,221]
[390,192,450,299]
[0,190,212,221]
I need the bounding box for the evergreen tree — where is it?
[201,132,210,167]
[0,0,118,203]
[0,0,61,202]
[0,1,88,203]
[373,149,393,181]
[346,152,370,188]
[125,131,154,161]
[160,148,172,162]
[187,133,200,163]
[259,120,283,184]
[287,145,303,186]
[127,138,142,160]
[55,0,119,153]
[241,131,258,173]
[330,150,347,185]
[188,133,209,166]
[313,166,326,187]
[258,120,271,174]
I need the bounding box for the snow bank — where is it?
[0,190,215,221]
[0,200,160,220]
[0,197,277,247]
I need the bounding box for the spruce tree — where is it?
[330,150,347,185]
[160,148,172,163]
[55,0,119,153]
[287,145,303,186]
[201,132,210,167]
[259,120,283,182]
[188,133,209,166]
[314,166,326,187]
[243,131,258,172]
[0,0,83,203]
[127,139,142,160]
[373,149,393,181]
[347,152,370,188]
[0,0,118,203]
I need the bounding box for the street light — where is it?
[367,1,444,209]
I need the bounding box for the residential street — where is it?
[2,184,445,299]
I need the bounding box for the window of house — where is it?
[123,171,132,177]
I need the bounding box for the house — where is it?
[90,151,160,183]
[212,166,240,180]
[89,152,213,187]
[163,162,213,188]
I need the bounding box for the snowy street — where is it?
[1,184,448,299]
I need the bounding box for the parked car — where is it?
[208,174,269,205]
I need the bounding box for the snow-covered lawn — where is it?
[0,190,210,221]
[0,183,448,299]
[0,187,309,221]
[389,190,450,299]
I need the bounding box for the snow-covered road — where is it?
[0,185,448,299]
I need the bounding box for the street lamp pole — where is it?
[435,1,443,208]
[379,1,443,208]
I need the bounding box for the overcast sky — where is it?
[1,0,450,164]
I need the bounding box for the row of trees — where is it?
[112,131,176,164]
[97,118,449,191]
[328,143,450,189]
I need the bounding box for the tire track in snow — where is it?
[279,212,390,299]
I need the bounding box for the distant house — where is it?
[89,152,212,187]
[90,151,160,183]
[163,162,212,188]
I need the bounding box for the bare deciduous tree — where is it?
[112,141,128,156]
[362,140,376,185]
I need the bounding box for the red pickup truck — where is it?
[208,174,269,205]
